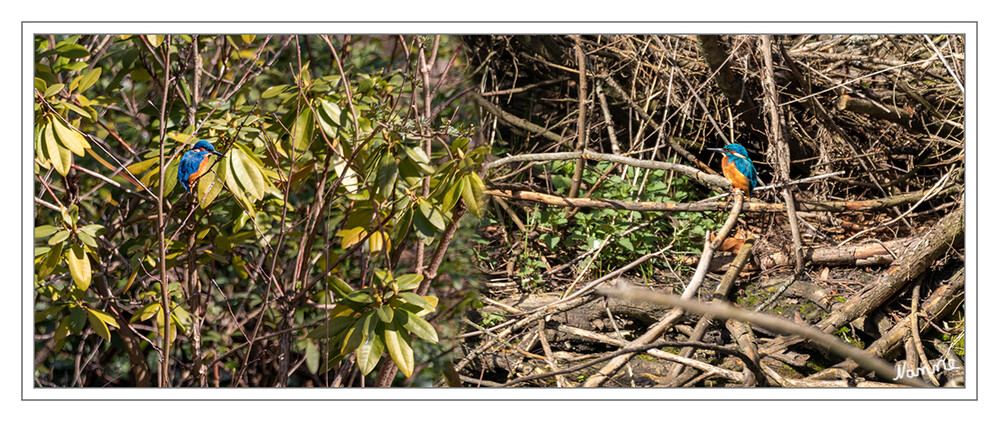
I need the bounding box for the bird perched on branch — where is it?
[177,140,225,194]
[708,143,757,198]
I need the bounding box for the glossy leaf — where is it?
[66,243,91,291]
[394,273,423,291]
[130,302,160,323]
[48,230,70,246]
[383,320,415,378]
[86,311,110,341]
[292,108,314,151]
[376,305,394,324]
[43,122,71,176]
[396,309,438,343]
[355,329,385,376]
[231,145,265,201]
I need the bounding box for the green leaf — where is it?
[292,107,314,151]
[79,224,106,238]
[43,83,64,98]
[146,35,164,47]
[66,243,92,291]
[43,121,71,176]
[328,276,354,298]
[87,309,111,341]
[341,312,374,355]
[440,179,464,213]
[396,309,438,343]
[376,305,394,324]
[77,230,97,248]
[397,292,427,307]
[130,302,160,323]
[418,199,446,232]
[375,153,398,199]
[87,307,119,328]
[54,42,90,58]
[307,305,358,340]
[48,229,70,246]
[37,242,64,280]
[355,329,385,376]
[230,146,264,201]
[305,340,320,374]
[74,67,102,93]
[345,290,374,304]
[461,173,486,218]
[51,117,90,156]
[394,273,423,291]
[384,320,414,377]
[261,85,288,99]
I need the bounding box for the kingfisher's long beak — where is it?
[707,148,725,153]
[210,150,225,157]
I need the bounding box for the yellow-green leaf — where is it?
[66,243,91,291]
[73,67,102,93]
[384,321,414,377]
[37,242,64,280]
[355,330,385,376]
[43,83,64,98]
[337,226,365,250]
[397,309,438,343]
[240,34,256,44]
[51,118,90,156]
[292,108,314,151]
[44,122,71,176]
[86,309,111,341]
[230,146,265,201]
[146,35,164,47]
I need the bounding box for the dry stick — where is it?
[567,35,588,206]
[775,43,913,231]
[553,323,745,384]
[486,184,958,214]
[600,75,714,174]
[760,35,805,276]
[154,35,173,388]
[456,246,668,340]
[763,202,964,358]
[665,236,756,383]
[453,248,667,374]
[909,280,940,386]
[582,193,743,387]
[471,92,563,143]
[501,339,753,388]
[835,268,964,374]
[596,287,930,388]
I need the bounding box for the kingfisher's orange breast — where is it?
[721,156,752,196]
[187,156,213,188]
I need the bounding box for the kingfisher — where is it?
[177,140,224,194]
[707,143,757,198]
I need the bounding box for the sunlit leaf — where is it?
[396,309,438,343]
[43,122,71,176]
[394,273,423,291]
[66,243,91,291]
[384,320,414,377]
[292,108,314,152]
[355,329,385,376]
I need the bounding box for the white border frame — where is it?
[22,21,976,401]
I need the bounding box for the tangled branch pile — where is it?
[455,35,965,387]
